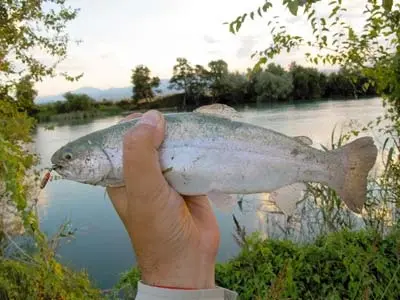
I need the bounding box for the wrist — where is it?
[139,255,216,289]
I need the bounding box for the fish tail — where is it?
[330,136,378,213]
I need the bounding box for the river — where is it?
[33,97,385,289]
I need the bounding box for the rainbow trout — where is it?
[51,105,378,214]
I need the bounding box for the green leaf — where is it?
[236,21,242,32]
[229,23,235,34]
[382,0,393,11]
[250,11,255,20]
[288,1,299,16]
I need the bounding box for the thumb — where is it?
[122,110,168,206]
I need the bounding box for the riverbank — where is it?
[33,93,183,124]
[34,92,378,126]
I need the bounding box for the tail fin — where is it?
[331,137,378,213]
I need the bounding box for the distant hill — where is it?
[35,79,181,104]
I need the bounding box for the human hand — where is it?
[106,110,220,289]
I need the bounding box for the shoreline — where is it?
[34,95,379,126]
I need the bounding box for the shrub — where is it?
[114,227,400,300]
[215,227,400,299]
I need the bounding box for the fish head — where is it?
[51,140,112,185]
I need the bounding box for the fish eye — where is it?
[63,152,73,160]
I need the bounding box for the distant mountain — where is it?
[35,79,181,104]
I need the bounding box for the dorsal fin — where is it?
[194,104,241,119]
[293,136,313,146]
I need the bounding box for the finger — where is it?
[122,110,170,209]
[184,195,215,226]
[119,112,143,123]
[185,195,220,251]
[106,186,128,222]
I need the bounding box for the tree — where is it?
[265,63,286,76]
[254,70,293,103]
[169,58,195,108]
[289,62,323,100]
[14,76,39,115]
[208,59,229,101]
[131,65,160,102]
[192,64,211,104]
[219,72,249,104]
[54,92,95,113]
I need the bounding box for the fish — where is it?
[50,104,378,214]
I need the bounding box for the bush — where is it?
[216,227,400,299]
[114,227,400,299]
[0,258,101,299]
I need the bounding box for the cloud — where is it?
[99,52,112,59]
[236,35,257,59]
[204,35,219,44]
[207,49,222,56]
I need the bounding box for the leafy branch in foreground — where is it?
[1,1,101,298]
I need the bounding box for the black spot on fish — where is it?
[171,156,175,160]
[291,148,299,156]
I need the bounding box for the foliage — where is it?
[0,258,100,300]
[0,0,82,85]
[215,227,400,300]
[131,65,160,102]
[208,59,229,101]
[108,268,141,299]
[34,60,380,125]
[114,227,400,300]
[169,57,197,108]
[1,0,82,233]
[289,62,324,100]
[219,71,249,104]
[0,222,101,299]
[1,0,101,298]
[0,76,39,116]
[254,68,293,103]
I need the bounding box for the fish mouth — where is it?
[51,164,69,177]
[52,164,63,171]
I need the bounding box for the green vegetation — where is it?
[35,93,127,123]
[131,65,161,102]
[0,0,100,298]
[216,228,400,300]
[34,61,378,124]
[113,228,400,300]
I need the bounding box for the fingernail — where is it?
[137,110,161,127]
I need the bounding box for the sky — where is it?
[35,0,369,96]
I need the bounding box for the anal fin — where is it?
[207,191,238,213]
[268,183,306,215]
